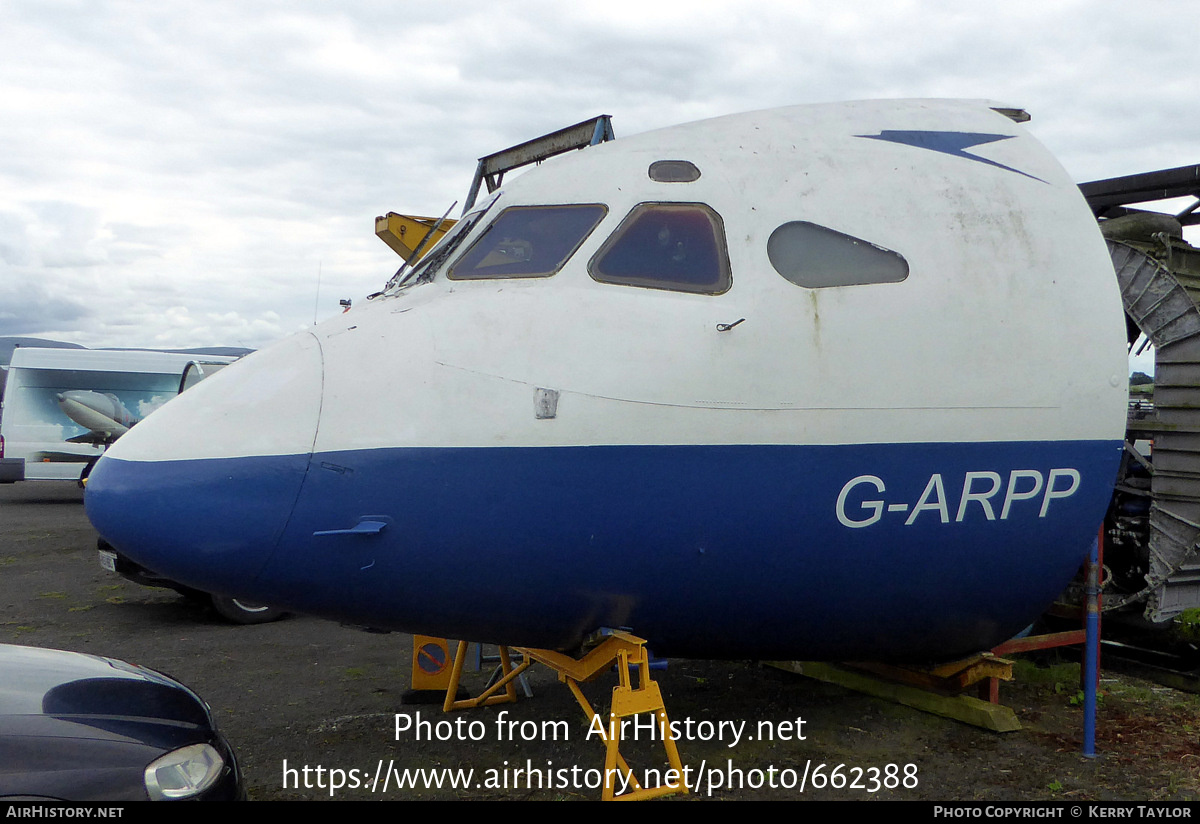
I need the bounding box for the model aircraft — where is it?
[25,390,141,464]
[58,390,139,445]
[84,100,1129,662]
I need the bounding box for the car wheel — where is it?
[210,595,287,625]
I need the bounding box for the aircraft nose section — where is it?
[85,332,324,597]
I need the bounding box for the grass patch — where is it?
[1012,659,1079,690]
[1177,609,1200,643]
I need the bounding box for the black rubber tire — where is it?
[210,595,287,625]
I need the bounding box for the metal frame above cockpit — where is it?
[462,115,616,214]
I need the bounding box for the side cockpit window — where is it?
[767,221,908,288]
[448,204,607,280]
[588,203,730,294]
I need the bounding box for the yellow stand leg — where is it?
[441,631,688,801]
[443,641,531,711]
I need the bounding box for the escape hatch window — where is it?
[767,221,908,288]
[588,202,731,294]
[648,160,701,183]
[448,204,607,280]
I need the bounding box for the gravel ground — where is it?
[2,481,1198,801]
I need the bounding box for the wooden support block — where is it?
[992,630,1085,655]
[850,655,1013,693]
[768,661,1022,733]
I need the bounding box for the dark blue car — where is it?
[0,644,243,801]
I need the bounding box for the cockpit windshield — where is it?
[589,202,730,294]
[448,205,607,280]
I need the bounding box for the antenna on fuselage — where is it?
[313,260,322,325]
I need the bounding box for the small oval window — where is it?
[648,160,701,183]
[449,204,607,280]
[590,203,730,295]
[767,222,908,288]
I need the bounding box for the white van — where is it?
[0,348,235,482]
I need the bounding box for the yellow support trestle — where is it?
[441,631,688,801]
[442,641,531,711]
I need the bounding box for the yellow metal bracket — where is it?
[374,212,457,262]
[442,632,688,801]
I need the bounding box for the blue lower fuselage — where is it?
[85,439,1120,661]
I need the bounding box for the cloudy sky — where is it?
[2,0,1196,355]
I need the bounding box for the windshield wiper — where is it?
[378,201,458,295]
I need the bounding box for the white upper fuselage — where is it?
[117,99,1126,463]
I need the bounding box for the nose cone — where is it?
[85,332,324,597]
